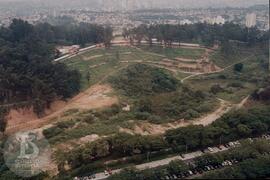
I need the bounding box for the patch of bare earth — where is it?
[54,134,101,153]
[119,99,233,136]
[5,84,118,134]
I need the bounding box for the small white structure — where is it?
[213,16,226,25]
[56,45,80,55]
[122,104,131,112]
[246,13,257,28]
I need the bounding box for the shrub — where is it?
[183,109,200,119]
[210,84,224,94]
[148,115,163,123]
[109,64,178,96]
[234,63,244,72]
[56,120,76,129]
[134,112,151,120]
[43,127,64,139]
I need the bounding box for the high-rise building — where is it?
[245,13,257,28]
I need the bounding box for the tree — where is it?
[0,19,82,118]
[86,71,91,85]
[195,153,223,168]
[0,107,7,133]
[167,160,189,175]
[237,124,252,137]
[210,84,224,94]
[103,26,113,48]
[109,168,141,180]
[234,63,244,72]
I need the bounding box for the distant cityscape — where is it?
[0,3,269,34]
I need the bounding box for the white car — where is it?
[104,170,109,176]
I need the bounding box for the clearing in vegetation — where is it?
[185,45,269,103]
[64,45,219,90]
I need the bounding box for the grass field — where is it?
[209,46,257,68]
[186,50,269,103]
[64,46,204,89]
[139,45,206,59]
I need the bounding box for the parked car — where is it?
[104,170,109,176]
[180,154,185,158]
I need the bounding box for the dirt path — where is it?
[82,54,104,61]
[120,98,234,135]
[5,84,118,134]
[235,95,250,109]
[181,55,255,83]
[192,98,232,126]
[121,96,251,136]
[5,60,132,135]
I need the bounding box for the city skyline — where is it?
[0,0,269,10]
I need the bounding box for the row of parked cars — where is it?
[160,158,239,180]
[76,135,270,180]
[160,135,270,180]
[74,175,96,180]
[262,134,270,140]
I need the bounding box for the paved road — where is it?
[80,145,228,180]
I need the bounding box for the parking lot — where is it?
[75,134,270,180]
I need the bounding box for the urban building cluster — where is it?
[0,6,269,31]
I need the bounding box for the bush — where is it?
[234,63,244,72]
[43,127,64,139]
[183,109,200,119]
[210,84,224,94]
[148,115,163,123]
[218,74,227,79]
[109,64,178,96]
[134,112,151,120]
[227,82,244,88]
[56,120,76,129]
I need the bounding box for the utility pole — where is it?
[147,151,150,162]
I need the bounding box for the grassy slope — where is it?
[186,46,269,103]
[65,46,198,90]
[139,45,206,59]
[50,45,268,144]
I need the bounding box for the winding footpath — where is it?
[181,55,255,83]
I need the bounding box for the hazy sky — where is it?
[0,0,269,9]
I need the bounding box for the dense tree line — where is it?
[165,106,270,151]
[55,105,270,177]
[108,140,270,180]
[0,19,80,109]
[62,133,167,170]
[200,155,270,179]
[0,19,113,132]
[124,23,269,50]
[32,20,112,47]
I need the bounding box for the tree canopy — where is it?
[0,19,113,132]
